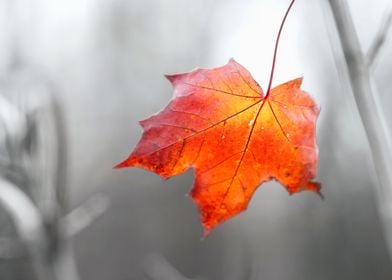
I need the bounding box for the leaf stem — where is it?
[265,0,296,99]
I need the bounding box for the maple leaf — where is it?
[116,0,320,234]
[116,59,320,233]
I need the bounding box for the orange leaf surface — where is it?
[116,59,320,234]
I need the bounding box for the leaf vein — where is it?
[138,100,262,159]
[183,82,260,99]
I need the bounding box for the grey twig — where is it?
[0,177,52,280]
[0,76,79,280]
[328,0,392,260]
[62,193,110,238]
[143,253,196,280]
[367,9,392,67]
[0,177,80,280]
[0,95,27,160]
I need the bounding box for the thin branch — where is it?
[0,177,52,280]
[328,0,392,260]
[143,253,193,280]
[367,9,392,67]
[62,193,110,238]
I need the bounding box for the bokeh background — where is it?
[1,0,392,279]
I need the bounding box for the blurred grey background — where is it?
[1,0,392,279]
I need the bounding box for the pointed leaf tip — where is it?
[292,77,303,88]
[165,74,182,84]
[114,159,130,169]
[228,57,236,63]
[202,228,211,238]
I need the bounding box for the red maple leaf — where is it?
[116,0,320,234]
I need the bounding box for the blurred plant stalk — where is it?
[0,81,79,280]
[328,0,392,261]
[0,74,110,280]
[0,177,57,280]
